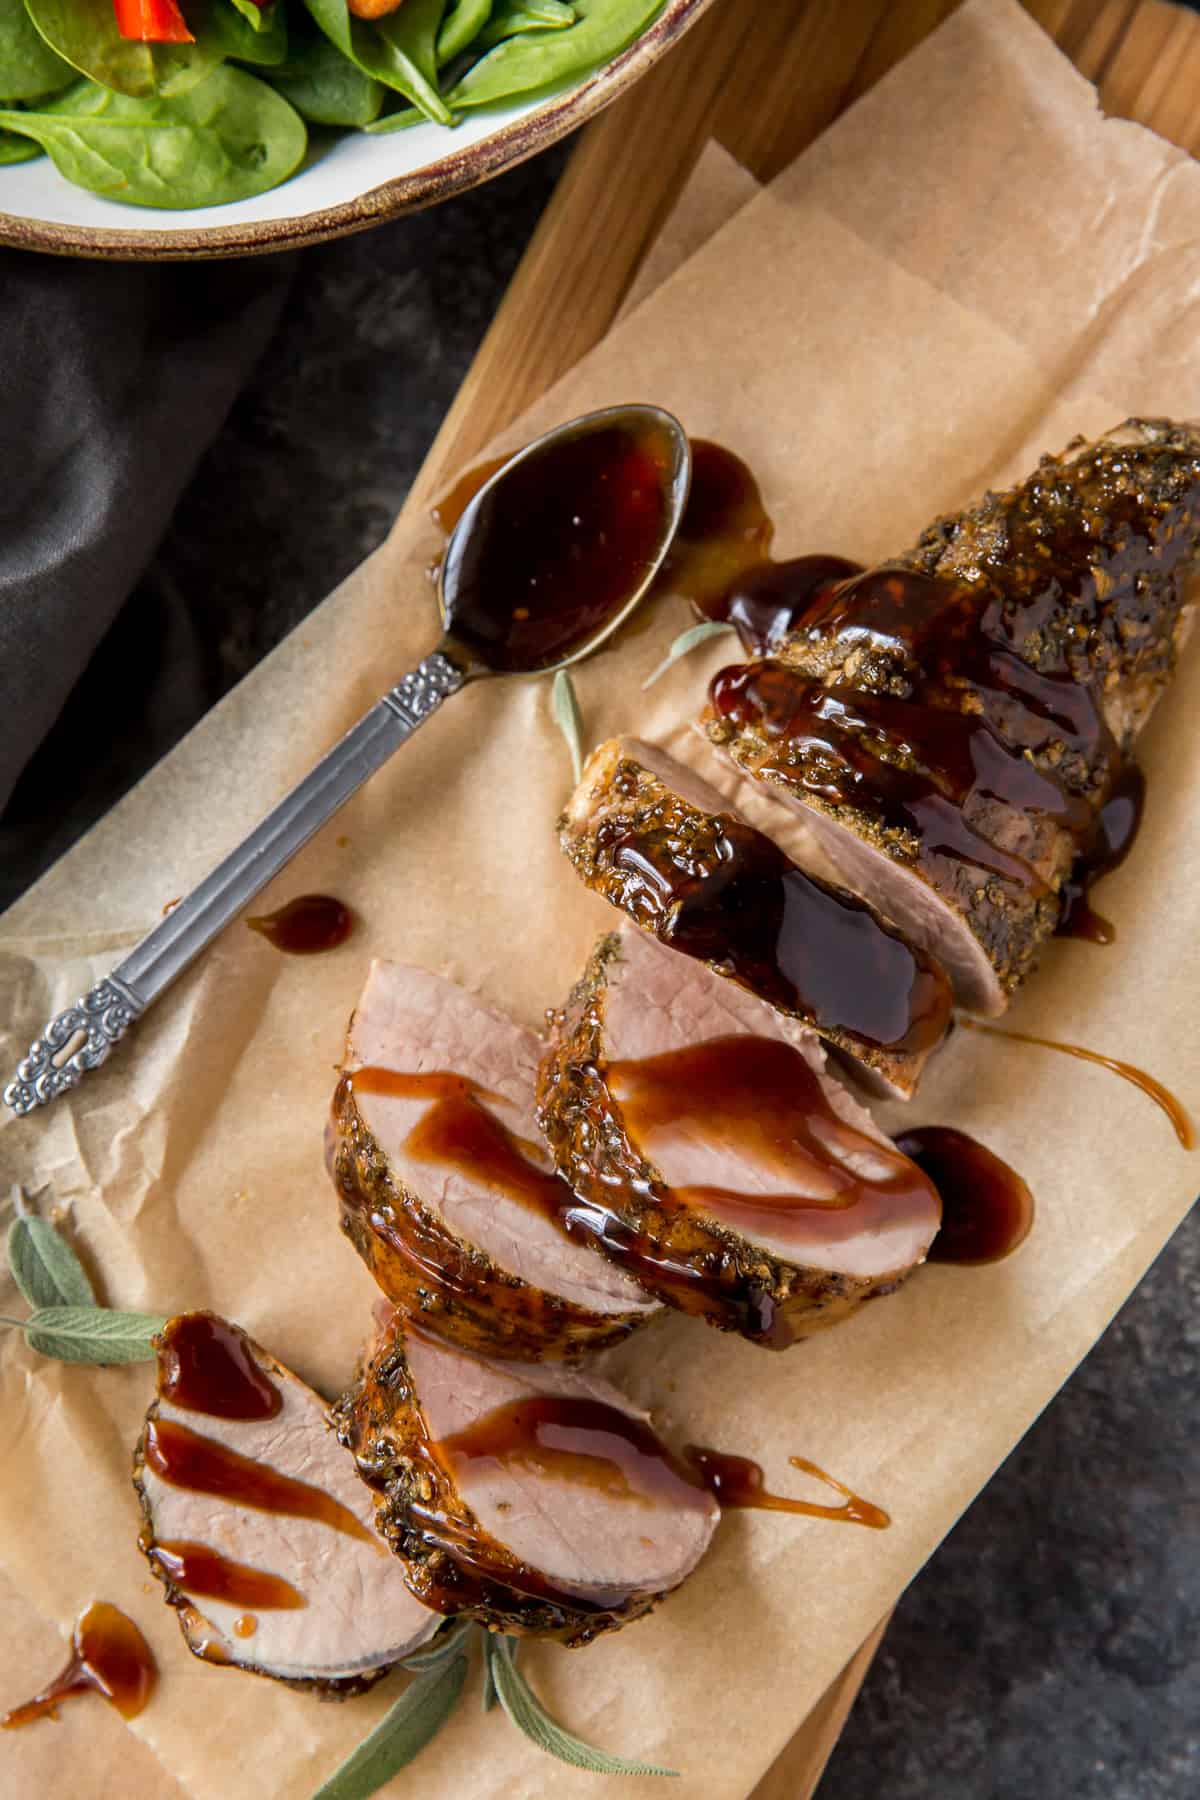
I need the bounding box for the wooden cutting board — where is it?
[406,1,1200,1793]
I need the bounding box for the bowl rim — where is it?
[0,0,715,261]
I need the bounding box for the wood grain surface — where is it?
[407,1,1200,1793]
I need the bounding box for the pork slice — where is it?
[537,927,941,1350]
[134,1313,439,1693]
[330,961,656,1360]
[335,1316,717,1647]
[705,419,1200,1013]
[559,736,952,1099]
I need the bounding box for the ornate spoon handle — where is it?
[4,652,465,1116]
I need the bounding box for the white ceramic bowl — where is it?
[0,0,714,259]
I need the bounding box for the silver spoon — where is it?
[5,404,691,1116]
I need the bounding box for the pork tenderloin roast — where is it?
[704,419,1200,1012]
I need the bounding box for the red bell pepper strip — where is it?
[112,0,194,43]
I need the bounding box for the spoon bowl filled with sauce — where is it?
[4,407,691,1116]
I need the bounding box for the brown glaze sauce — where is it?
[893,1125,1034,1264]
[350,1067,568,1219]
[684,1447,890,1529]
[602,813,951,1056]
[1055,761,1145,944]
[437,1396,706,1512]
[438,417,679,674]
[148,1540,306,1612]
[246,894,353,955]
[606,1036,938,1240]
[963,1021,1194,1149]
[234,1615,258,1639]
[709,551,1145,905]
[660,439,869,651]
[143,1418,378,1546]
[156,1312,282,1422]
[2,1603,156,1730]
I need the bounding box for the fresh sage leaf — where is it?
[273,25,383,125]
[20,1305,167,1364]
[304,0,451,122]
[0,0,72,99]
[311,1650,469,1800]
[480,1647,498,1713]
[0,67,308,208]
[641,619,737,690]
[487,1635,679,1776]
[398,1616,477,1673]
[446,0,662,110]
[23,0,223,99]
[435,0,489,64]
[476,1,574,51]
[551,667,585,782]
[7,1213,97,1310]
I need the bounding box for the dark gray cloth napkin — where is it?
[0,250,294,818]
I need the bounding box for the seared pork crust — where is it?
[333,1329,658,1647]
[537,936,908,1349]
[707,419,1200,1003]
[330,1075,645,1363]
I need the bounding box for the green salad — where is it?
[0,0,666,209]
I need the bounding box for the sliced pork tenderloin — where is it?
[330,962,656,1360]
[559,736,952,1099]
[134,1312,439,1693]
[704,419,1200,1013]
[537,927,941,1350]
[334,1315,717,1648]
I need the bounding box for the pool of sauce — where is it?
[598,812,952,1056]
[893,1125,1034,1264]
[156,1313,282,1421]
[2,1602,156,1730]
[606,1036,939,1242]
[1055,761,1145,944]
[437,1396,706,1513]
[439,417,680,673]
[148,1541,306,1612]
[962,1021,1194,1149]
[143,1417,378,1546]
[684,1447,889,1529]
[246,894,353,955]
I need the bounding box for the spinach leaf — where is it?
[229,0,277,30]
[272,25,383,124]
[0,0,71,100]
[359,99,419,133]
[207,0,288,65]
[476,1,573,51]
[434,0,488,64]
[446,0,661,108]
[0,65,307,207]
[23,0,223,98]
[303,0,451,123]
[0,125,42,158]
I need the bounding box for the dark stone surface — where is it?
[2,138,1196,1800]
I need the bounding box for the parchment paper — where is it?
[3,3,1199,1796]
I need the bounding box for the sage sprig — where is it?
[4,1199,164,1364]
[0,1306,168,1364]
[485,1633,679,1777]
[551,668,586,783]
[7,1208,97,1310]
[311,1643,470,1800]
[641,620,738,691]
